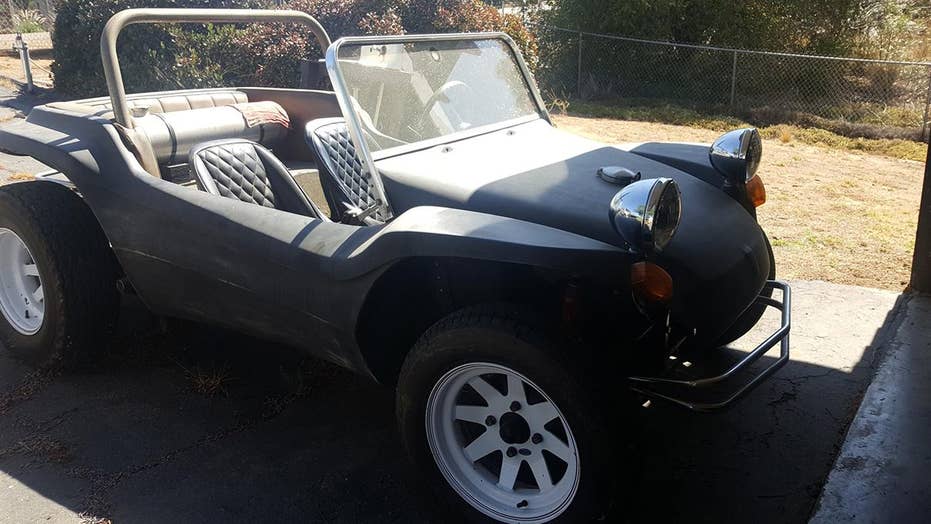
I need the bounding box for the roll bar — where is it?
[100,8,331,128]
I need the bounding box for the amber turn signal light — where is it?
[631,262,673,303]
[746,175,766,207]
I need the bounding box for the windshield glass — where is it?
[334,38,541,154]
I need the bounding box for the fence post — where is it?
[577,31,583,99]
[13,34,34,94]
[729,50,738,107]
[923,66,931,142]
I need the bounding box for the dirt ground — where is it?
[554,114,924,291]
[0,50,53,88]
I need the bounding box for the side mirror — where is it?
[710,128,762,183]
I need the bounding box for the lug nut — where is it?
[517,499,529,509]
[518,448,531,456]
[531,433,543,444]
[510,401,521,412]
[485,415,497,426]
[506,446,517,458]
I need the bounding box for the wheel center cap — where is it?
[498,412,530,444]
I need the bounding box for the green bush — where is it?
[52,0,539,97]
[232,0,539,87]
[52,0,258,97]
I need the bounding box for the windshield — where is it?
[333,37,541,154]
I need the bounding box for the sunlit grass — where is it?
[565,101,928,162]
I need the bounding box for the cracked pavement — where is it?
[0,281,902,523]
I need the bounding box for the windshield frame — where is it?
[324,32,551,215]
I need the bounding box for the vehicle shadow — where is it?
[0,283,908,523]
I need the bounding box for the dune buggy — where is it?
[0,9,790,523]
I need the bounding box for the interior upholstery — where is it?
[305,118,389,223]
[133,102,289,165]
[48,88,251,118]
[240,88,343,162]
[123,91,249,114]
[189,139,324,219]
[51,88,347,184]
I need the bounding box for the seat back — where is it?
[189,139,323,219]
[305,118,390,224]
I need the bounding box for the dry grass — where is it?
[565,101,928,162]
[554,115,923,291]
[0,50,53,87]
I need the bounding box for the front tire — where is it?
[0,182,120,367]
[397,306,616,523]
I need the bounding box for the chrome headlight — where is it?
[710,128,762,183]
[609,178,682,253]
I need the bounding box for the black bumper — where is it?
[628,280,791,412]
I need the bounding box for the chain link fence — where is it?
[0,0,55,90]
[536,26,931,141]
[1,0,56,33]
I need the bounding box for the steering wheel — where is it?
[414,80,475,134]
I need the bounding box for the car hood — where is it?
[375,118,770,335]
[378,119,646,247]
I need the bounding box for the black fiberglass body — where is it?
[0,100,632,378]
[376,119,772,344]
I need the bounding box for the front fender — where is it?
[331,206,633,281]
[620,141,723,188]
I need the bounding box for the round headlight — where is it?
[609,178,682,253]
[710,128,762,183]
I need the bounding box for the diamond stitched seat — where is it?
[305,118,390,224]
[189,139,323,219]
[199,143,277,207]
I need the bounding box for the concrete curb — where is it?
[810,293,931,522]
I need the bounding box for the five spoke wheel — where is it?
[0,228,44,335]
[426,362,580,523]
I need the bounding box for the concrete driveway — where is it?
[0,281,902,524]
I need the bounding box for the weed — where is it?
[12,10,47,34]
[545,92,571,115]
[172,358,234,397]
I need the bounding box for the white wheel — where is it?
[0,182,120,367]
[426,362,581,523]
[0,228,45,335]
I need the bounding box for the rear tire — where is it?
[0,182,120,367]
[397,305,619,523]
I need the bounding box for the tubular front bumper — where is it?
[628,280,791,412]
